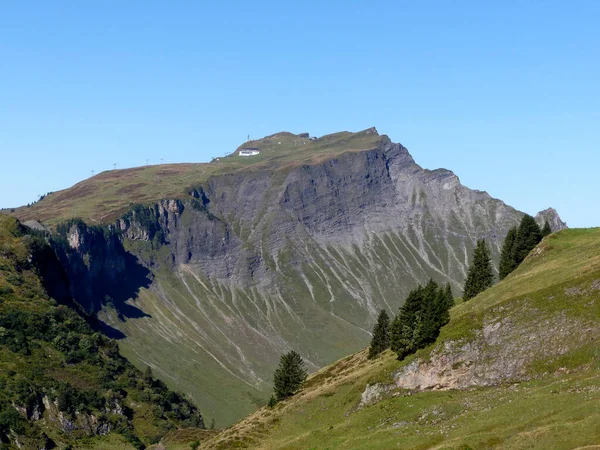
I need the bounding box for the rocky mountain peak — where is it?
[535,207,568,231]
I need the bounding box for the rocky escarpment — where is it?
[46,133,567,425]
[393,300,599,391]
[357,274,600,414]
[536,207,568,231]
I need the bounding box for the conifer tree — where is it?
[463,239,494,300]
[390,285,424,358]
[420,279,443,344]
[439,283,454,327]
[368,309,390,359]
[541,220,552,237]
[273,350,307,400]
[514,214,542,264]
[499,227,518,280]
[390,280,453,359]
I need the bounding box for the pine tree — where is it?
[390,312,423,359]
[499,227,518,280]
[390,280,453,359]
[514,215,542,264]
[439,283,454,328]
[273,350,307,400]
[368,309,390,359]
[463,239,494,300]
[390,286,424,358]
[541,220,552,237]
[420,279,442,344]
[444,283,455,312]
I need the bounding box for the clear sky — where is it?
[1,1,598,227]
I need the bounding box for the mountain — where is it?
[200,227,600,450]
[7,128,566,426]
[0,214,207,449]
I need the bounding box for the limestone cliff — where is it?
[37,131,565,425]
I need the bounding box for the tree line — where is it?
[368,279,453,360]
[368,214,552,359]
[499,215,550,280]
[267,214,553,403]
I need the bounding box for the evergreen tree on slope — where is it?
[390,280,454,359]
[368,309,390,359]
[499,226,518,280]
[390,285,424,359]
[442,283,454,324]
[273,350,307,401]
[541,220,552,237]
[514,214,542,264]
[463,239,494,300]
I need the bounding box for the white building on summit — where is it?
[239,148,260,156]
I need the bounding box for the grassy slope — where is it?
[100,227,468,428]
[9,126,462,428]
[196,228,600,449]
[0,215,205,449]
[7,129,382,225]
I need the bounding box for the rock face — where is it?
[50,135,566,425]
[535,207,568,231]
[391,281,600,393]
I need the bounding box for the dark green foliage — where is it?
[368,309,390,359]
[499,227,518,280]
[190,441,200,450]
[273,350,307,400]
[443,283,454,322]
[120,204,165,248]
[542,220,552,237]
[514,214,542,264]
[0,217,205,447]
[55,382,105,416]
[390,280,453,359]
[0,406,27,435]
[499,216,545,280]
[463,240,494,301]
[267,394,277,408]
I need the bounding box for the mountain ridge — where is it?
[5,130,567,426]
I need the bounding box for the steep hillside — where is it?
[7,128,566,426]
[201,228,600,449]
[0,215,207,449]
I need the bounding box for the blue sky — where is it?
[1,1,598,227]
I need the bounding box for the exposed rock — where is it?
[359,383,393,408]
[22,220,49,233]
[42,395,110,437]
[12,397,44,421]
[393,299,600,392]
[535,207,568,231]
